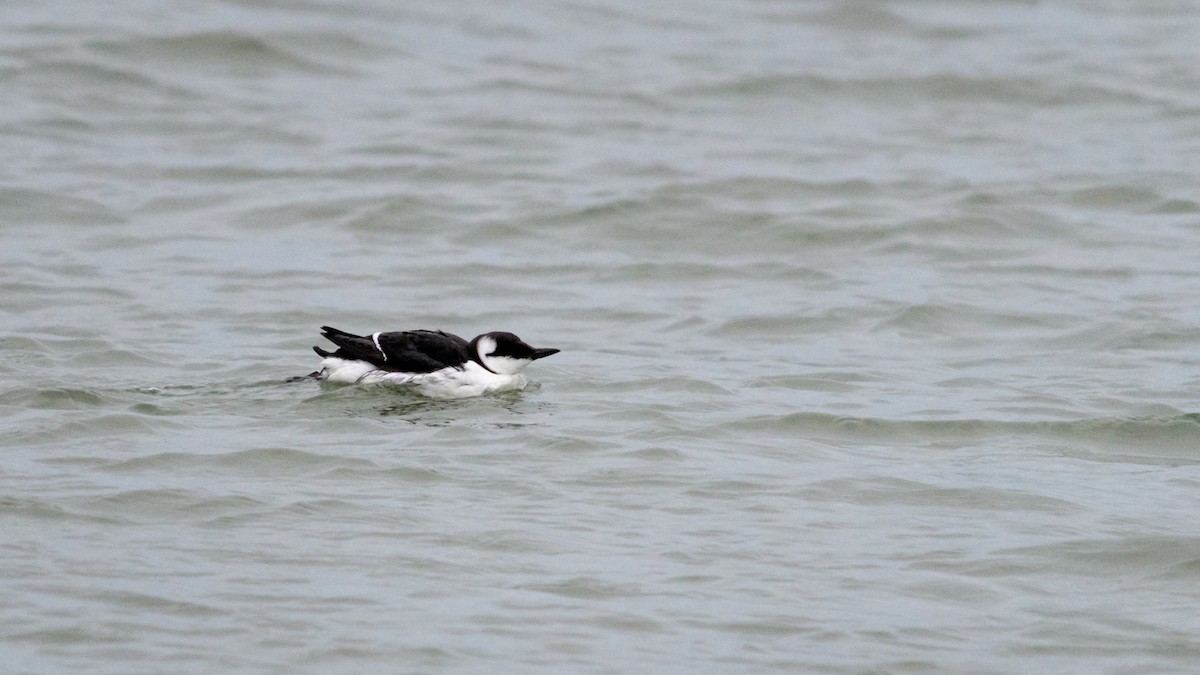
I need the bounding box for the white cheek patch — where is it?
[482,355,533,375]
[475,335,497,362]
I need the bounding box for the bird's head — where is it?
[472,332,560,375]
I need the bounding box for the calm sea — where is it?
[3,1,1200,673]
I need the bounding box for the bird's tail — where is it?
[317,326,383,363]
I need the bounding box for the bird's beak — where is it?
[532,347,560,360]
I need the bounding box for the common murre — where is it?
[308,326,559,399]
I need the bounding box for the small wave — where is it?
[1150,198,1200,214]
[0,188,124,226]
[103,447,378,474]
[871,302,1073,335]
[674,73,1151,108]
[88,589,223,618]
[83,489,267,524]
[13,59,192,99]
[517,576,645,600]
[800,476,1080,514]
[0,387,107,410]
[793,3,914,33]
[960,535,1200,581]
[727,412,1200,463]
[1068,184,1192,213]
[89,30,346,75]
[0,495,122,524]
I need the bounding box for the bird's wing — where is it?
[375,330,472,373]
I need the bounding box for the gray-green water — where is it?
[4,1,1200,673]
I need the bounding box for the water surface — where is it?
[4,1,1200,673]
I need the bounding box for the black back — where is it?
[315,326,472,374]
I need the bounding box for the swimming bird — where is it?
[310,326,559,399]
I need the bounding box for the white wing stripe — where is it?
[372,332,387,361]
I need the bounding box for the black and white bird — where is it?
[310,326,559,399]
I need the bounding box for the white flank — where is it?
[319,357,529,399]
